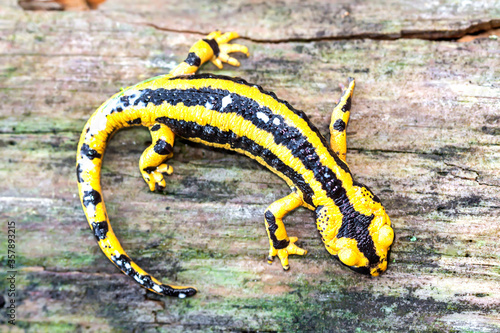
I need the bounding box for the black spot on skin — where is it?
[315,205,325,215]
[143,166,157,173]
[91,221,108,241]
[112,254,134,275]
[82,189,101,208]
[202,38,220,56]
[333,119,346,132]
[140,275,155,289]
[153,139,173,155]
[109,93,136,114]
[184,52,201,67]
[341,97,351,113]
[80,143,102,160]
[265,210,290,249]
[119,96,131,108]
[126,118,141,125]
[76,163,84,183]
[150,124,161,132]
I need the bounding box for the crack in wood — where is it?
[139,19,500,43]
[350,147,470,156]
[443,161,500,188]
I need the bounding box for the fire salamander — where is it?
[77,31,394,298]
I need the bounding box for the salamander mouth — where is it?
[347,265,371,275]
[333,255,371,275]
[333,246,393,276]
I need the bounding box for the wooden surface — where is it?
[1,0,500,332]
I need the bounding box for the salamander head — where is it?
[315,183,394,276]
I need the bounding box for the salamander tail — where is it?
[76,105,197,298]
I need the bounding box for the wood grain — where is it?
[1,0,499,332]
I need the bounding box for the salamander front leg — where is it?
[207,31,249,69]
[329,77,355,163]
[170,30,249,76]
[264,192,307,270]
[140,124,175,191]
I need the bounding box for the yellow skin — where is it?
[77,31,394,298]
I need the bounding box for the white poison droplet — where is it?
[257,112,270,123]
[221,95,232,110]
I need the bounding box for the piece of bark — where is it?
[18,0,106,11]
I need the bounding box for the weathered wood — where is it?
[0,0,499,332]
[99,0,500,41]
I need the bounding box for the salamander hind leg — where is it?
[329,77,355,163]
[264,192,307,270]
[140,124,175,191]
